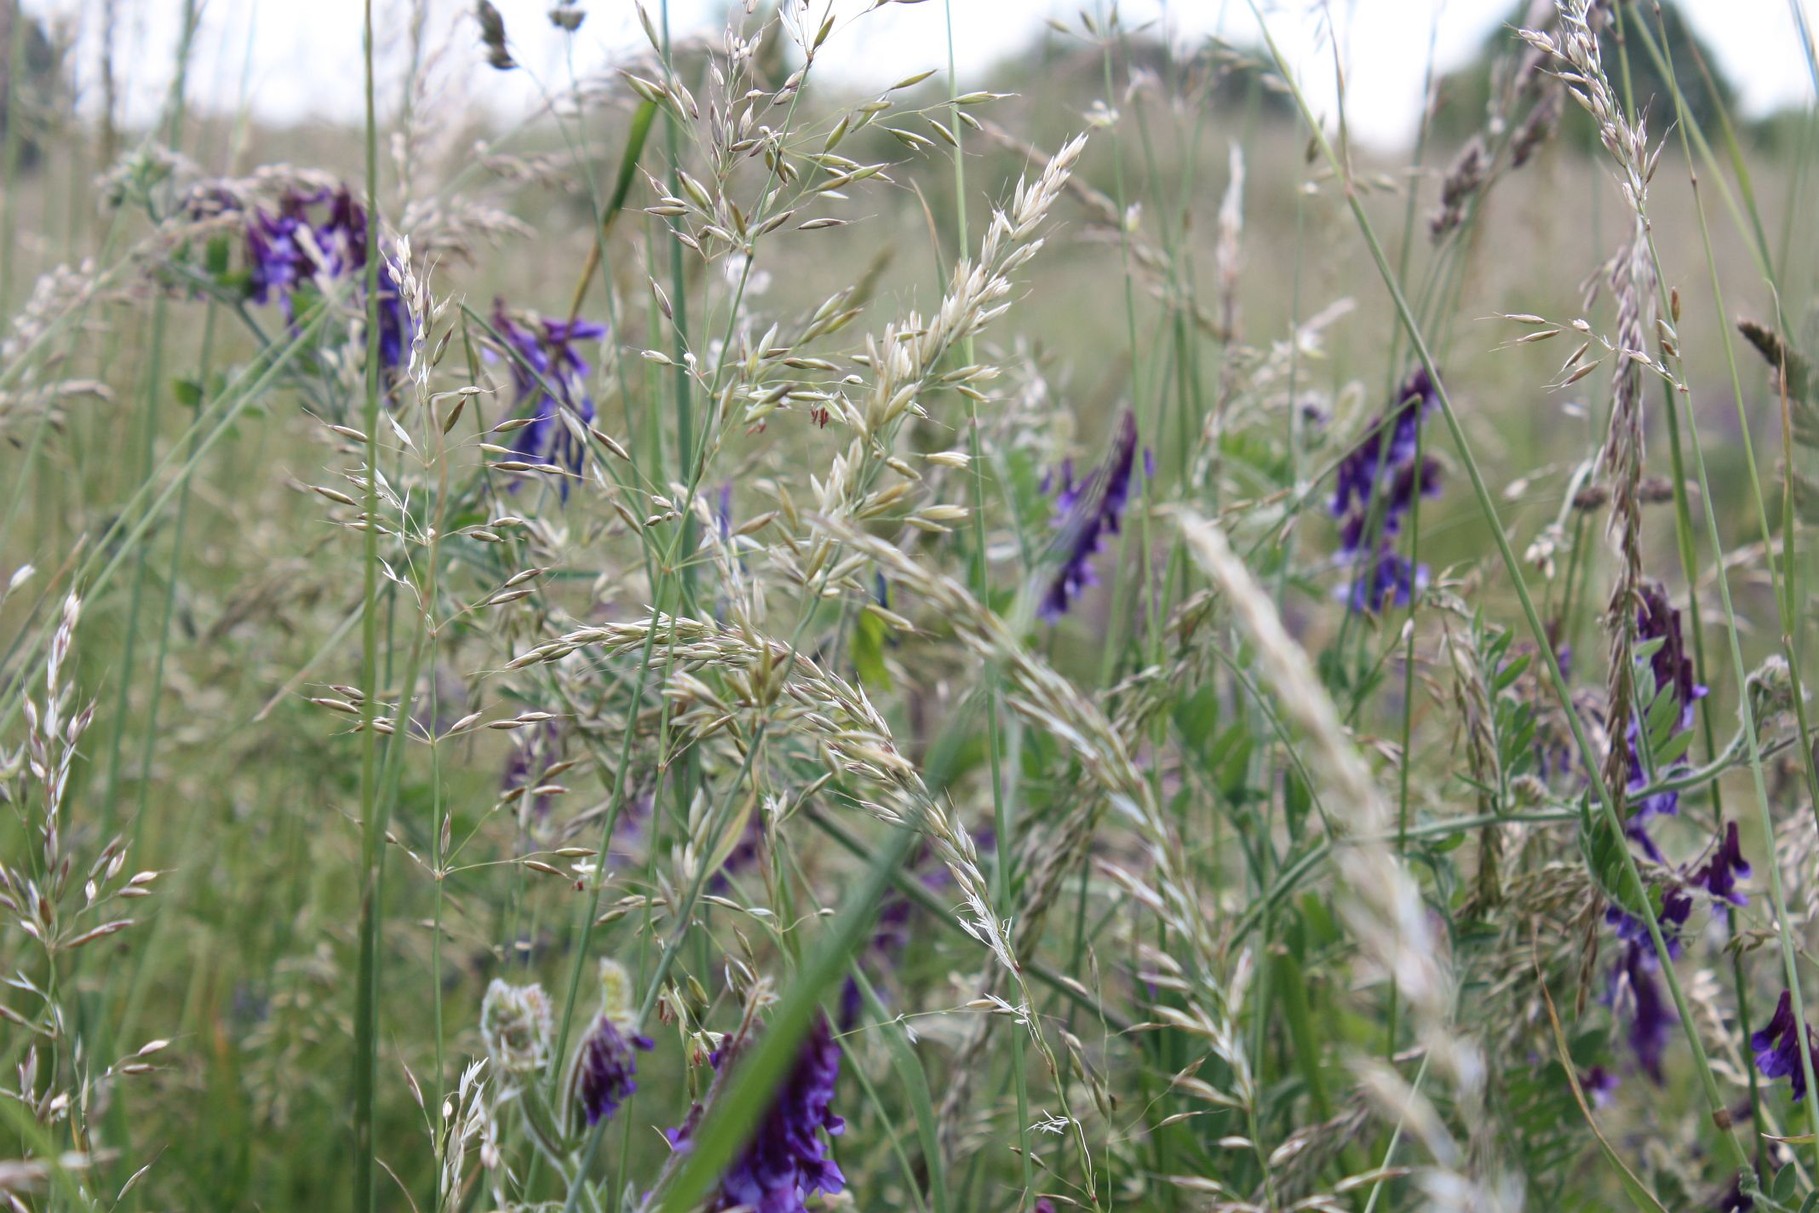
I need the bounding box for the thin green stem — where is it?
[351,0,386,1204]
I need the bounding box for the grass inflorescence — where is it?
[1,1,1818,1210]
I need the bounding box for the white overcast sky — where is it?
[35,0,1819,149]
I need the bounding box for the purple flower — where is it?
[1343,546,1428,614]
[717,481,735,539]
[1332,369,1442,613]
[246,199,310,312]
[1595,591,1733,1091]
[670,1014,846,1213]
[1692,821,1751,907]
[1604,892,1687,1083]
[1039,409,1142,621]
[1604,889,1691,961]
[243,185,414,373]
[1331,368,1441,552]
[1580,1064,1619,1108]
[374,263,411,372]
[1622,582,1709,842]
[1753,989,1819,1100]
[1638,582,1707,733]
[1612,939,1674,1083]
[567,1013,653,1128]
[490,299,606,493]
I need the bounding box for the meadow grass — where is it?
[1,1,1818,1210]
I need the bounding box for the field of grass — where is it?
[2,1,1819,1210]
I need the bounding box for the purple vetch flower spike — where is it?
[1040,409,1142,621]
[245,202,310,313]
[491,299,550,398]
[1753,989,1819,1100]
[490,299,607,494]
[1638,582,1708,732]
[1331,367,1440,548]
[1615,939,1674,1083]
[242,185,416,375]
[375,261,411,372]
[1331,368,1442,613]
[1604,895,1689,961]
[1692,821,1751,907]
[565,958,652,1130]
[838,975,864,1033]
[1625,581,1710,828]
[325,187,371,276]
[841,838,966,1029]
[840,888,919,1029]
[567,1013,653,1128]
[669,1013,846,1213]
[1343,546,1428,614]
[1337,455,1442,556]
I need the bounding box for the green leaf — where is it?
[1430,830,1469,854]
[1578,798,1646,917]
[1643,684,1681,751]
[1653,724,1696,768]
[851,609,892,689]
[1775,1161,1799,1204]
[1494,650,1531,691]
[1283,768,1312,838]
[1214,725,1253,801]
[1172,685,1220,755]
[206,232,232,277]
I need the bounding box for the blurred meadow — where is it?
[2,0,1819,1210]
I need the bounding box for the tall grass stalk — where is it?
[351,0,387,1204]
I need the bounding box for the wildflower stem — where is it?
[352,0,386,1205]
[656,0,698,618]
[945,0,1032,1203]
